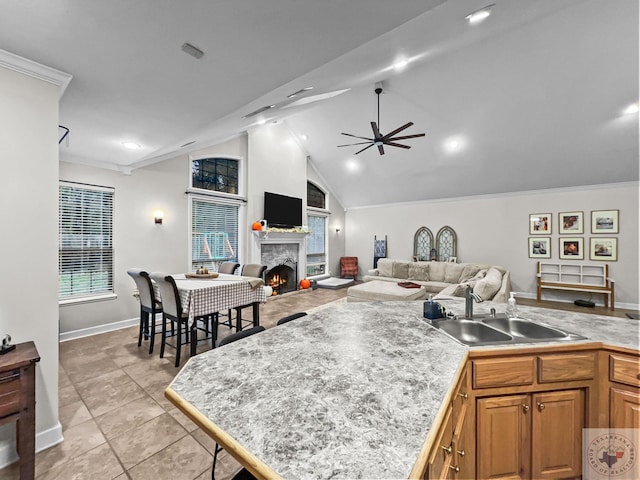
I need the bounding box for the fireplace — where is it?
[265,258,298,295]
[252,231,308,288]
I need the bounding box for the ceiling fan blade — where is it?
[377,143,385,155]
[387,133,426,141]
[341,132,374,141]
[371,122,381,139]
[337,141,374,147]
[384,141,411,149]
[354,143,375,155]
[382,122,414,139]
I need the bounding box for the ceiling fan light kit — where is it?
[338,86,425,155]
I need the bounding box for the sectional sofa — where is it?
[363,259,512,303]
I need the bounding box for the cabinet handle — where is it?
[457,449,465,457]
[449,465,460,473]
[537,402,545,411]
[457,392,468,400]
[441,444,452,455]
[522,404,530,413]
[637,373,640,380]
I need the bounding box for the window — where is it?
[59,182,114,301]
[413,227,434,261]
[307,182,325,209]
[306,214,326,276]
[191,198,239,271]
[192,157,239,194]
[436,225,457,261]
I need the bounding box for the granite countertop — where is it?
[167,299,639,479]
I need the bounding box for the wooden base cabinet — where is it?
[477,389,584,480]
[610,387,640,429]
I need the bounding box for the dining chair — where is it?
[217,261,241,329]
[276,311,308,326]
[127,268,163,354]
[212,325,265,480]
[149,272,214,367]
[233,264,267,332]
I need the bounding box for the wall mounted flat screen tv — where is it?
[263,192,302,228]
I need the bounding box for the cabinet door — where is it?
[477,394,530,479]
[610,386,640,429]
[531,389,584,479]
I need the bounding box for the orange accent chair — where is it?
[340,256,358,279]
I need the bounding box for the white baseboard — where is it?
[59,317,140,342]
[0,422,63,469]
[515,292,639,311]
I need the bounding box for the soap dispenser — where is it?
[506,292,517,318]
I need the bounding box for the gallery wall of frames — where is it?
[527,210,619,261]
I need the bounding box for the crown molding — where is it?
[0,49,72,97]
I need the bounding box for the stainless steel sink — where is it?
[427,313,587,346]
[482,316,567,339]
[435,319,512,346]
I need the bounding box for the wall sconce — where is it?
[335,225,341,233]
[154,210,164,224]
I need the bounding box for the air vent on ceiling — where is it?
[287,87,313,98]
[242,104,276,119]
[181,43,204,59]
[180,140,196,148]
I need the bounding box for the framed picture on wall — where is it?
[590,237,618,261]
[529,213,552,234]
[559,237,584,260]
[558,211,583,234]
[528,237,551,258]
[591,209,619,234]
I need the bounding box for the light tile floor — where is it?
[0,287,347,480]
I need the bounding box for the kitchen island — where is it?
[165,299,639,479]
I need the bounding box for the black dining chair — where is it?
[212,325,265,480]
[127,268,163,354]
[276,311,308,326]
[217,262,241,329]
[232,264,267,332]
[149,272,214,367]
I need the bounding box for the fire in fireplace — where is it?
[265,258,298,295]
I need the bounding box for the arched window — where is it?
[191,157,239,194]
[307,181,326,209]
[413,227,434,261]
[436,226,457,262]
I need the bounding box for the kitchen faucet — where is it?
[465,285,483,319]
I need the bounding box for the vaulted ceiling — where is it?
[1,0,637,208]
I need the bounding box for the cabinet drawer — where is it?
[0,370,21,419]
[473,357,535,389]
[538,352,595,383]
[610,354,640,387]
[429,406,454,478]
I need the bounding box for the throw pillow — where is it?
[393,261,410,279]
[377,258,393,277]
[429,262,447,282]
[408,262,430,281]
[444,263,465,283]
[459,264,490,283]
[473,267,503,301]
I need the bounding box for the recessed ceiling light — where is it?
[300,134,308,141]
[256,118,267,126]
[122,141,141,150]
[345,158,360,172]
[466,4,494,24]
[443,136,465,153]
[623,102,639,115]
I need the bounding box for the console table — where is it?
[0,341,40,480]
[536,261,615,310]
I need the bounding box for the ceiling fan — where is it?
[338,86,425,155]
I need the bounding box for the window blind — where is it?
[306,214,326,276]
[59,182,114,299]
[191,198,239,271]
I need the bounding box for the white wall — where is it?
[346,183,639,308]
[0,67,63,464]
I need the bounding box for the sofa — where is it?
[363,259,512,303]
